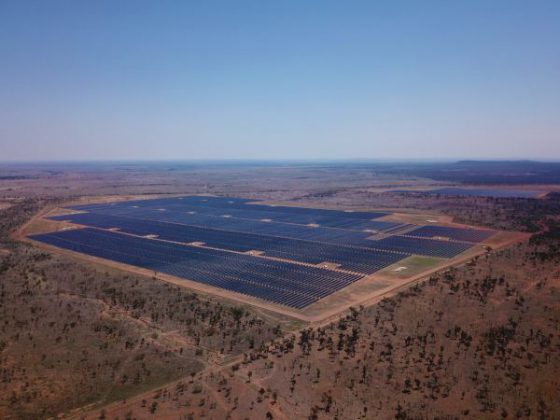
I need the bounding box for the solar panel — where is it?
[405,225,494,243]
[30,228,362,309]
[66,196,392,230]
[365,235,472,258]
[48,212,408,274]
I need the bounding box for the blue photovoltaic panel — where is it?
[50,211,395,245]
[47,212,408,274]
[405,225,494,243]
[30,228,362,309]
[54,195,482,259]
[66,195,392,230]
[365,235,472,258]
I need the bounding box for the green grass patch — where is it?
[380,255,445,278]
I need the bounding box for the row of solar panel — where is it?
[30,228,362,309]
[405,225,494,243]
[70,196,495,245]
[48,212,408,274]
[68,195,390,225]
[52,210,374,244]
[367,236,472,258]
[68,195,255,212]
[67,197,494,246]
[52,208,474,258]
[193,196,389,219]
[70,202,399,232]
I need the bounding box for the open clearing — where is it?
[23,195,525,322]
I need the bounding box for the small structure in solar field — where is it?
[394,266,408,272]
[145,234,158,239]
[319,262,340,270]
[247,250,264,256]
[366,233,389,240]
[261,218,272,222]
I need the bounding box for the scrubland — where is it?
[1,162,559,419]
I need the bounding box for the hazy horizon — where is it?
[4,158,560,167]
[2,1,560,161]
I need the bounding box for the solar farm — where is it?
[29,195,498,315]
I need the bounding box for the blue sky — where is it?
[1,0,559,161]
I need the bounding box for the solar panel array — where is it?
[405,225,495,243]
[31,195,495,309]
[47,212,406,274]
[30,228,360,309]
[68,197,396,232]
[366,235,473,258]
[50,212,394,250]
